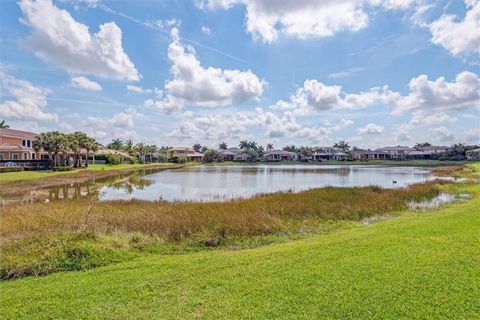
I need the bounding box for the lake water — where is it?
[0,165,435,206]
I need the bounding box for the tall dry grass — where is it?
[1,181,440,242]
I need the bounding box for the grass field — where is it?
[0,163,478,319]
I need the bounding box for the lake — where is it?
[0,165,436,206]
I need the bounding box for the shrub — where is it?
[129,157,139,164]
[52,166,73,172]
[170,155,186,163]
[0,166,24,173]
[94,153,108,161]
[106,154,122,165]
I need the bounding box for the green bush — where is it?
[0,166,24,173]
[106,154,122,165]
[52,166,73,172]
[169,155,186,163]
[93,153,108,161]
[129,156,139,164]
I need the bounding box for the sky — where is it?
[0,0,479,149]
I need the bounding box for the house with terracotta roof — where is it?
[170,147,204,161]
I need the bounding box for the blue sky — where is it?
[0,0,479,148]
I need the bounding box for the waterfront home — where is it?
[375,146,412,159]
[351,150,390,160]
[313,147,348,161]
[170,147,204,161]
[0,128,46,160]
[466,148,480,160]
[220,148,248,161]
[264,150,298,161]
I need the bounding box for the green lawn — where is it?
[0,163,176,183]
[1,181,479,319]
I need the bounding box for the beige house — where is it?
[0,128,43,160]
[170,147,204,161]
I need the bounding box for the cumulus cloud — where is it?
[356,123,385,134]
[146,28,265,113]
[0,71,57,122]
[272,79,395,114]
[391,71,480,114]
[195,0,419,43]
[428,0,480,56]
[19,0,139,81]
[71,76,102,91]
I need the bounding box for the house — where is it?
[351,150,390,160]
[375,146,412,159]
[407,146,449,160]
[0,128,45,161]
[466,148,480,160]
[170,147,204,161]
[220,148,248,161]
[312,147,348,161]
[264,150,298,161]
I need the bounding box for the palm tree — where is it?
[219,142,228,151]
[333,140,351,153]
[83,137,97,168]
[108,138,123,151]
[192,143,202,152]
[49,132,68,167]
[124,139,135,155]
[135,143,147,162]
[67,134,81,168]
[239,140,249,150]
[33,132,54,164]
[0,120,9,128]
[266,143,274,151]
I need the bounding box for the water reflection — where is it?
[1,165,435,206]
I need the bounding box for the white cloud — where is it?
[272,79,394,114]
[409,110,457,126]
[428,0,480,56]
[146,28,265,113]
[429,126,455,142]
[463,128,480,143]
[356,123,385,134]
[19,0,139,81]
[71,76,102,91]
[201,26,212,35]
[126,85,152,94]
[0,71,57,122]
[146,18,181,29]
[195,0,419,43]
[391,71,480,114]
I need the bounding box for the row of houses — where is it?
[1,128,476,165]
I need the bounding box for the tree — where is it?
[204,149,220,162]
[83,136,97,167]
[0,120,9,128]
[333,140,351,153]
[124,139,135,155]
[67,133,81,168]
[283,145,297,152]
[135,143,147,163]
[33,132,54,165]
[239,140,249,150]
[107,139,123,151]
[266,143,274,151]
[201,145,209,153]
[414,142,432,150]
[219,142,228,151]
[192,143,202,152]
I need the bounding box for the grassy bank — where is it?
[0,180,478,319]
[0,163,187,194]
[1,181,440,279]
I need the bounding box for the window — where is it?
[0,154,3,160]
[32,153,36,160]
[12,154,19,160]
[27,140,31,148]
[22,140,26,146]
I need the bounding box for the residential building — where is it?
[351,150,390,160]
[313,147,348,161]
[0,128,41,160]
[220,148,248,161]
[264,150,298,161]
[466,148,480,160]
[170,147,204,161]
[375,146,412,159]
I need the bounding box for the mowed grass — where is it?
[0,181,479,319]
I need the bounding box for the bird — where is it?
[392,180,397,184]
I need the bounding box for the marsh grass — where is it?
[0,181,441,279]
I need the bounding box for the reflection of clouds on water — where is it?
[3,165,436,206]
